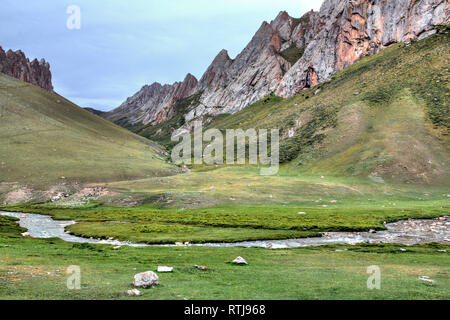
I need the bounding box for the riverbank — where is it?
[1,211,449,248]
[0,228,448,299]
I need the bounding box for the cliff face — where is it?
[0,46,53,91]
[192,10,321,117]
[105,73,198,126]
[107,0,449,130]
[277,0,450,97]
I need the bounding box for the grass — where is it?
[0,73,176,187]
[280,45,306,65]
[0,218,448,300]
[2,189,448,244]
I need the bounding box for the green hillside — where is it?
[201,27,450,185]
[0,73,176,187]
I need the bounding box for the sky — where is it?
[0,0,324,111]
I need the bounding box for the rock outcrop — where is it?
[277,0,450,97]
[107,0,449,130]
[0,46,53,91]
[105,73,198,126]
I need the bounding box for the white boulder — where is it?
[232,256,248,265]
[157,266,174,273]
[133,271,159,288]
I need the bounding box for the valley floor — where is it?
[0,180,449,299]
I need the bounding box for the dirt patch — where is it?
[0,265,63,283]
[3,188,34,205]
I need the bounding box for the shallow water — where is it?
[1,211,449,248]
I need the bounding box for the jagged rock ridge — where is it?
[277,0,450,97]
[107,0,449,130]
[105,73,198,126]
[0,46,53,91]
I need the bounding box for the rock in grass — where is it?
[269,243,289,250]
[127,289,141,296]
[195,265,209,271]
[133,271,159,288]
[157,266,173,273]
[21,232,34,238]
[232,256,248,265]
[419,276,435,284]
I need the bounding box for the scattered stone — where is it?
[297,212,307,215]
[418,276,435,284]
[181,165,191,173]
[175,242,184,246]
[113,246,122,250]
[330,200,338,203]
[269,243,289,250]
[194,265,209,271]
[400,248,407,252]
[127,289,141,296]
[437,250,447,253]
[21,232,33,238]
[133,271,159,288]
[369,229,376,234]
[322,205,329,208]
[157,266,174,273]
[314,89,321,95]
[232,256,248,265]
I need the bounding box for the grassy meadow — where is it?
[0,216,449,300]
[0,28,449,300]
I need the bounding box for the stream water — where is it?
[1,211,449,248]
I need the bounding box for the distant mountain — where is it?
[105,0,449,131]
[0,46,53,91]
[105,74,198,127]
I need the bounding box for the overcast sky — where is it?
[0,0,323,111]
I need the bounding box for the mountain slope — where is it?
[0,73,176,188]
[203,27,450,185]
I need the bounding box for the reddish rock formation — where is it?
[0,46,53,91]
[277,0,450,97]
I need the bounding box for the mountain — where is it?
[0,71,176,194]
[277,0,450,97]
[105,0,449,133]
[203,27,450,185]
[104,73,198,127]
[0,46,53,91]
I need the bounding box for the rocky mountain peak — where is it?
[277,0,450,97]
[0,46,53,91]
[106,0,449,134]
[105,73,198,126]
